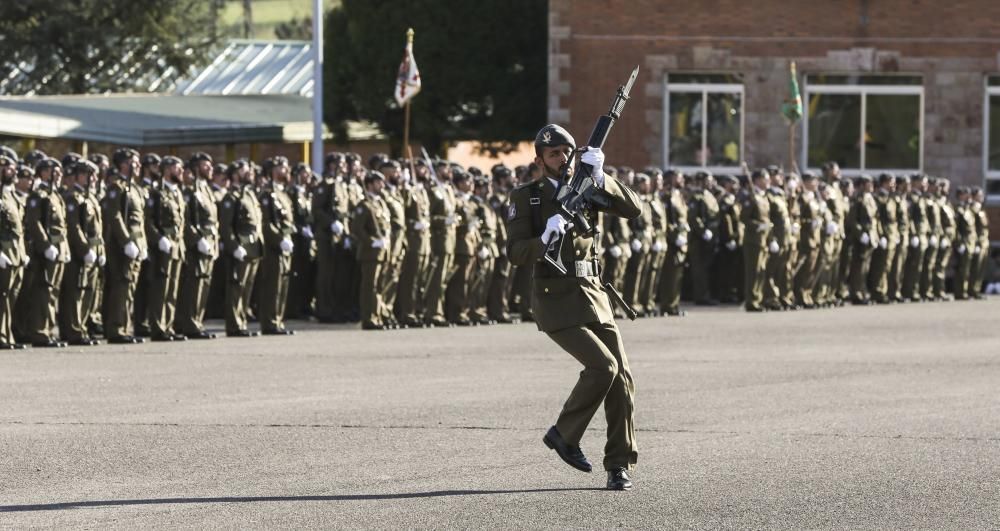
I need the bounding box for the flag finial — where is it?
[790,61,797,74]
[407,28,414,44]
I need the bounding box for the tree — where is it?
[324,0,547,157]
[0,0,218,95]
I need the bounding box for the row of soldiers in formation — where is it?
[0,143,992,347]
[605,162,991,315]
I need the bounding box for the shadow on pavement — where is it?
[0,488,605,512]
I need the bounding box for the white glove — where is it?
[197,237,212,255]
[139,247,148,261]
[279,238,294,254]
[477,247,490,260]
[413,220,428,231]
[878,237,888,249]
[975,246,982,254]
[0,252,10,269]
[468,221,478,232]
[233,246,248,262]
[929,235,939,248]
[343,237,352,250]
[330,220,345,235]
[957,244,966,255]
[99,254,106,267]
[894,237,901,246]
[158,236,172,253]
[860,233,870,246]
[811,218,822,229]
[609,245,623,258]
[940,238,950,249]
[44,245,59,262]
[825,221,838,236]
[675,235,687,248]
[768,240,780,254]
[910,236,920,248]
[541,214,570,244]
[24,254,30,266]
[652,241,664,253]
[580,147,605,186]
[401,168,411,184]
[757,222,770,233]
[725,240,737,251]
[791,222,801,235]
[372,238,386,249]
[445,215,456,226]
[124,241,140,260]
[301,225,314,239]
[702,229,713,241]
[630,239,642,252]
[83,249,97,265]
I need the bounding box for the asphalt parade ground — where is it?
[2,299,998,529]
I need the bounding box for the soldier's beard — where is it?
[544,162,570,180]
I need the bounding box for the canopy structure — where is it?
[0,93,316,146]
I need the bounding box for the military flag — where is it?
[781,61,803,124]
[394,28,421,106]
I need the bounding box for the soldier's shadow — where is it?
[0,489,604,512]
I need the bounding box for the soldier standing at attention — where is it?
[969,187,990,299]
[889,176,911,303]
[659,169,689,316]
[932,178,956,301]
[353,171,392,330]
[396,159,432,327]
[102,148,147,344]
[621,173,651,316]
[219,160,264,337]
[18,159,70,347]
[58,160,104,345]
[377,160,407,328]
[506,124,642,491]
[715,175,743,303]
[793,172,822,308]
[846,175,879,305]
[423,161,458,327]
[175,153,219,339]
[144,156,188,342]
[0,155,28,349]
[741,169,772,312]
[639,170,667,316]
[133,153,161,338]
[312,153,353,323]
[469,176,501,325]
[445,170,481,326]
[902,174,929,301]
[285,162,315,319]
[952,186,978,300]
[256,156,297,335]
[688,171,720,306]
[486,164,516,323]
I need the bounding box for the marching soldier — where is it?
[145,156,188,342]
[932,178,956,300]
[920,178,942,300]
[176,153,220,339]
[507,124,642,490]
[256,156,297,335]
[902,174,929,301]
[846,175,879,305]
[888,176,911,303]
[0,155,27,349]
[869,173,899,304]
[219,160,264,336]
[659,169,689,316]
[445,170,481,325]
[353,171,392,330]
[793,172,822,308]
[969,187,990,299]
[952,187,978,300]
[17,158,70,347]
[763,171,792,311]
[688,171,720,305]
[741,169,772,312]
[58,160,104,345]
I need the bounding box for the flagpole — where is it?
[403,28,417,177]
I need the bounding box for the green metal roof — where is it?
[0,93,319,145]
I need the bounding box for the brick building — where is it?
[548,0,1000,232]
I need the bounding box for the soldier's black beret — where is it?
[491,163,511,179]
[17,163,34,180]
[534,124,576,151]
[364,170,385,185]
[88,153,109,166]
[73,159,99,174]
[61,152,83,170]
[0,154,15,167]
[0,145,18,162]
[160,155,183,168]
[378,159,401,171]
[214,162,228,174]
[141,153,161,167]
[35,158,61,172]
[633,172,650,183]
[368,153,389,170]
[877,172,895,185]
[801,172,818,182]
[188,152,213,167]
[112,148,139,167]
[24,149,48,168]
[718,174,739,184]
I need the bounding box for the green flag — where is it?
[781,61,802,124]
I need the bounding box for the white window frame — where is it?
[801,81,924,177]
[982,82,1000,201]
[662,77,744,174]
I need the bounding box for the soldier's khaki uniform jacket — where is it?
[352,193,391,262]
[647,193,668,253]
[260,184,296,271]
[145,181,187,272]
[506,175,642,333]
[427,181,457,255]
[380,186,407,258]
[688,188,720,242]
[717,191,742,247]
[972,201,990,251]
[402,183,431,255]
[924,194,943,243]
[908,191,929,245]
[219,185,264,260]
[664,188,689,256]
[487,191,510,256]
[602,211,631,258]
[453,192,481,258]
[473,195,502,258]
[767,187,792,247]
[312,178,352,247]
[627,196,653,252]
[894,192,910,244]
[183,179,220,277]
[875,189,899,244]
[104,175,147,272]
[740,187,771,247]
[955,201,978,251]
[937,196,957,245]
[24,182,71,265]
[825,184,849,240]
[0,187,27,268]
[797,190,823,250]
[64,185,104,265]
[847,191,879,244]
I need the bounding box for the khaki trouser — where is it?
[423,252,455,324]
[743,244,767,311]
[18,259,65,343]
[622,249,649,313]
[868,242,896,302]
[0,266,22,344]
[640,248,666,312]
[547,320,637,471]
[103,255,141,339]
[445,254,474,322]
[657,249,685,312]
[469,254,495,321]
[849,241,874,301]
[793,245,820,307]
[225,257,259,333]
[58,260,100,341]
[148,257,183,337]
[487,255,511,320]
[920,242,939,299]
[359,259,384,327]
[176,258,214,335]
[901,239,926,300]
[889,237,908,300]
[257,252,292,332]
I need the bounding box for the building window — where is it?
[983,76,1000,197]
[664,73,743,171]
[804,75,923,174]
